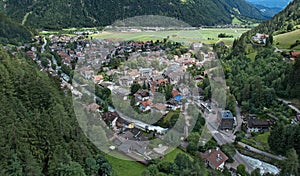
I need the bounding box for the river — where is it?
[241,154,280,175]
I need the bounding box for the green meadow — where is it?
[92,28,250,45]
[274,29,300,50]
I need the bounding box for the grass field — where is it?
[92,28,250,45]
[241,132,270,152]
[106,151,146,176]
[274,29,300,50]
[105,148,191,176]
[161,148,192,162]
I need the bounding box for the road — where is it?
[238,142,286,161]
[234,103,243,133]
[278,98,300,113]
[230,150,255,173]
[41,37,47,53]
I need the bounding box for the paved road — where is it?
[232,150,255,173]
[238,142,286,161]
[278,98,300,113]
[234,103,243,133]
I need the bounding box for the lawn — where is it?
[274,29,300,50]
[92,28,250,45]
[161,148,192,162]
[105,151,146,176]
[241,132,270,152]
[105,148,191,176]
[254,131,270,151]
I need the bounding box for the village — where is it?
[12,32,299,174]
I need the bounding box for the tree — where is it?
[142,80,147,90]
[251,168,261,176]
[57,161,86,176]
[174,153,193,171]
[268,123,286,154]
[130,83,141,95]
[237,164,250,176]
[280,148,299,176]
[99,163,112,176]
[7,154,23,176]
[85,157,98,176]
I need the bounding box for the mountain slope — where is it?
[223,0,300,109]
[252,4,283,18]
[246,0,292,9]
[0,47,112,175]
[0,13,32,45]
[0,0,266,29]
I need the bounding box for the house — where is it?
[86,103,100,112]
[118,140,149,156]
[152,103,166,114]
[201,148,228,170]
[217,110,235,130]
[291,52,300,59]
[294,113,300,124]
[119,76,134,87]
[165,99,182,111]
[139,100,152,112]
[172,90,182,102]
[93,75,104,84]
[252,33,269,44]
[102,112,120,126]
[139,68,152,77]
[134,90,150,101]
[247,118,271,133]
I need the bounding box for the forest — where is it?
[0,0,265,29]
[0,13,33,45]
[0,47,112,175]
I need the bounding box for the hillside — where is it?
[219,0,300,113]
[0,47,113,175]
[246,0,292,9]
[252,4,283,18]
[0,0,266,29]
[233,0,300,53]
[0,13,32,45]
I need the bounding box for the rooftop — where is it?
[220,110,234,119]
[201,149,228,169]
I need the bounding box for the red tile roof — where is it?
[291,52,300,58]
[201,149,228,169]
[172,90,180,97]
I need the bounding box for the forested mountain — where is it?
[216,0,300,113]
[251,4,283,18]
[0,0,266,29]
[0,48,112,175]
[0,13,32,45]
[246,0,292,9]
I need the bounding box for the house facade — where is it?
[247,118,271,133]
[217,110,235,130]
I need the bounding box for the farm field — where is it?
[274,29,300,50]
[92,28,250,45]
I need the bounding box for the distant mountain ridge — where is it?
[252,4,283,18]
[0,0,266,29]
[246,0,293,9]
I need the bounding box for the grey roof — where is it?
[220,110,234,119]
[118,140,148,154]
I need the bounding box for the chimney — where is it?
[208,149,211,154]
[217,154,220,158]
[216,147,219,151]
